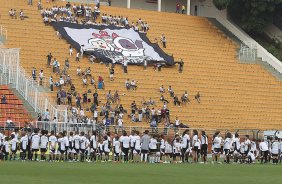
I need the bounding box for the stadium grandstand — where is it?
[0,0,282,167]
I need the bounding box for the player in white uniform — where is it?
[57,132,66,162]
[120,131,130,162]
[102,135,110,162]
[223,132,232,164]
[31,129,40,161]
[173,137,181,163]
[20,131,28,161]
[113,135,120,162]
[68,132,74,161]
[181,129,190,163]
[129,131,136,161]
[73,131,81,161]
[164,137,173,163]
[212,131,221,164]
[259,138,269,164]
[90,131,97,162]
[40,130,49,161]
[80,132,87,162]
[48,130,57,162]
[192,130,200,163]
[9,134,18,160]
[63,130,69,160]
[149,135,158,163]
[271,136,280,164]
[133,131,141,162]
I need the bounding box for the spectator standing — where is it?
[161,34,166,48]
[46,53,52,67]
[182,5,186,14]
[176,3,180,13]
[123,59,128,73]
[49,76,53,91]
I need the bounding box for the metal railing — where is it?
[0,121,266,140]
[0,48,67,122]
[0,25,8,42]
[214,13,282,73]
[239,42,257,61]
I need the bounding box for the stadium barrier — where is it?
[0,121,266,140]
[0,48,68,122]
[0,25,8,42]
[238,42,257,61]
[214,13,282,73]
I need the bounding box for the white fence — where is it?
[0,25,8,41]
[0,48,67,122]
[214,13,282,73]
[238,42,257,61]
[0,121,264,139]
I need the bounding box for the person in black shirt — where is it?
[46,53,52,67]
[93,90,99,106]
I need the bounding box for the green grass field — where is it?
[0,162,281,184]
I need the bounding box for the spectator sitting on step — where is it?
[1,95,7,104]
[6,117,13,127]
[159,85,165,93]
[181,91,190,104]
[113,90,120,103]
[65,58,70,68]
[147,97,155,105]
[76,66,82,76]
[82,77,87,88]
[160,95,169,104]
[90,76,96,87]
[98,75,104,89]
[66,75,72,86]
[19,9,24,20]
[168,86,174,97]
[43,16,49,25]
[85,67,92,78]
[125,79,130,90]
[9,9,16,19]
[195,92,201,103]
[70,84,76,93]
[130,80,137,90]
[173,95,181,106]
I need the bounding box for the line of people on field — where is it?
[0,129,281,164]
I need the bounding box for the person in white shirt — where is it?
[181,129,190,163]
[271,136,280,164]
[63,131,69,161]
[102,135,110,162]
[80,132,87,162]
[164,138,173,163]
[40,130,49,161]
[133,131,141,162]
[259,139,269,164]
[149,135,158,163]
[247,151,256,164]
[192,130,200,163]
[20,132,28,161]
[90,131,97,162]
[68,132,74,161]
[223,132,232,164]
[57,132,66,162]
[244,135,251,158]
[9,134,18,160]
[233,133,241,163]
[49,130,57,162]
[129,131,136,161]
[113,135,120,162]
[173,137,181,163]
[31,128,40,161]
[2,137,9,160]
[212,131,221,164]
[120,131,130,162]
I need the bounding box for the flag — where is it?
[52,22,175,66]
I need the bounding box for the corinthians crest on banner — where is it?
[52,22,175,66]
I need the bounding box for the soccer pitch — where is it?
[0,162,281,184]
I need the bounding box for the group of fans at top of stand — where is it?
[0,128,281,165]
[41,1,150,33]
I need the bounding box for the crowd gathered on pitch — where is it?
[0,128,281,164]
